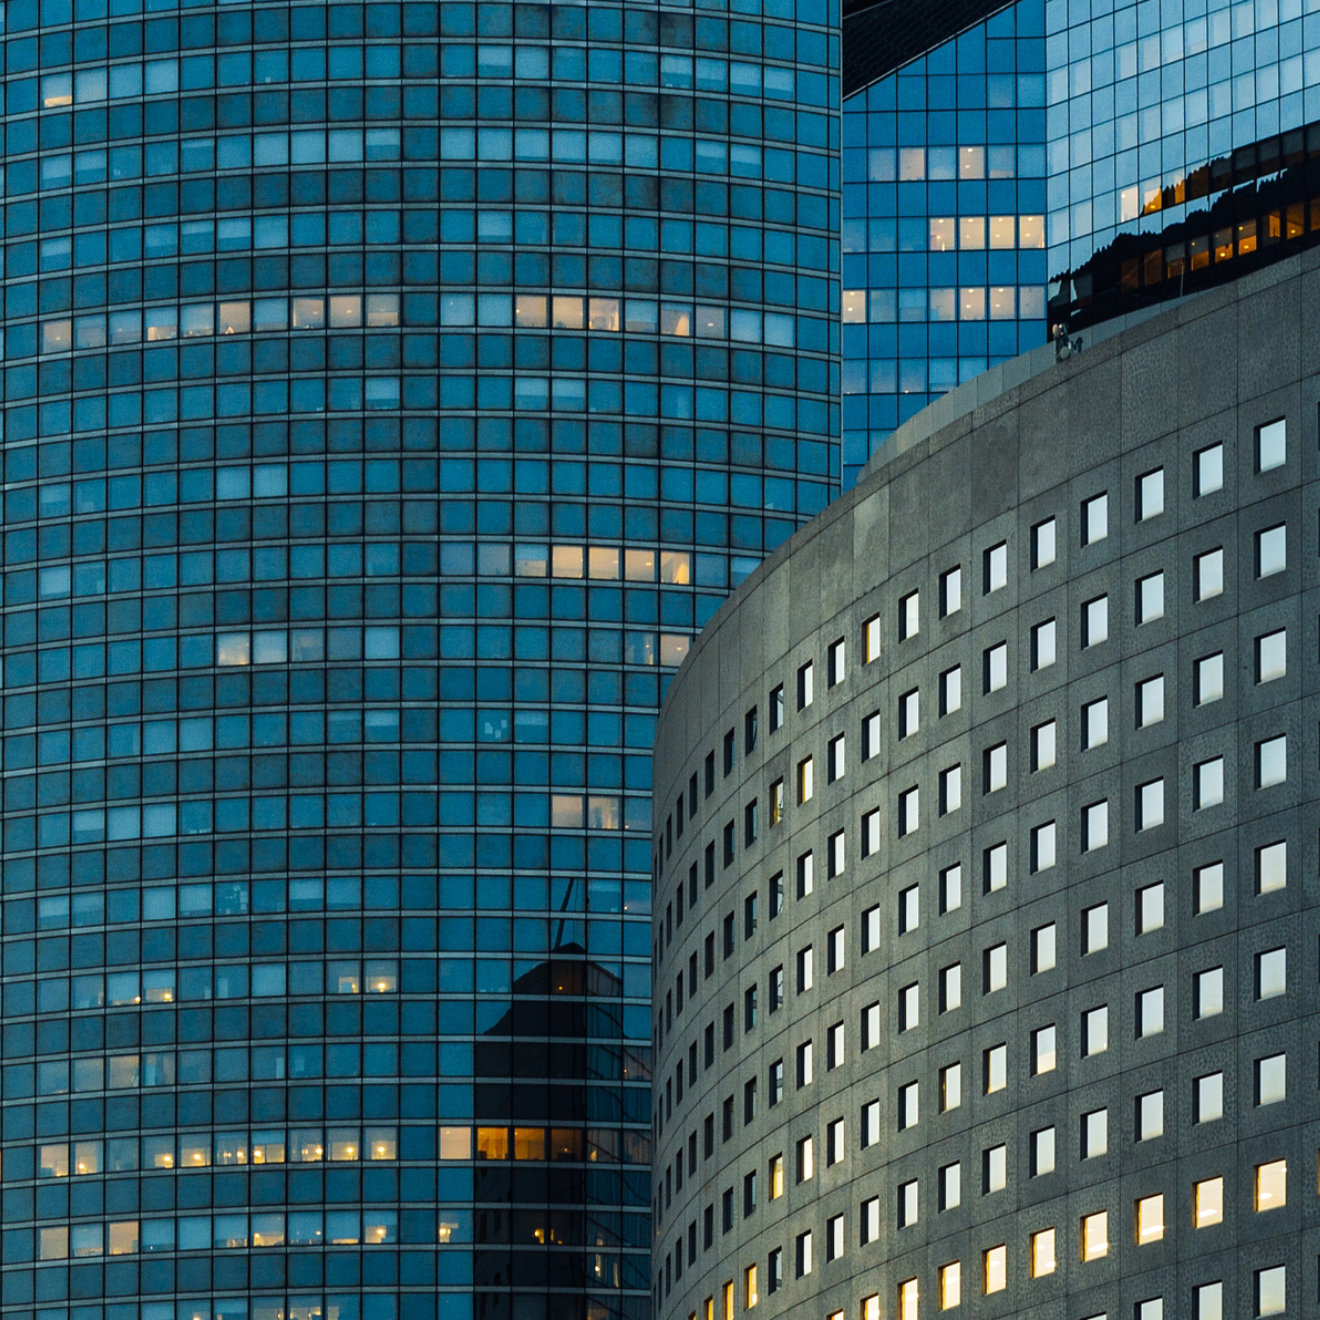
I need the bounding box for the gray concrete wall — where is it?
[651,251,1320,1320]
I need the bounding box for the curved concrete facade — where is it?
[651,254,1320,1320]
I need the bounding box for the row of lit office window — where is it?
[843,284,1047,324]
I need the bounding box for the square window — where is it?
[982,1244,1006,1294]
[939,763,962,814]
[1256,1052,1286,1106]
[1080,1210,1109,1260]
[1255,1159,1286,1211]
[984,743,1007,793]
[936,665,961,717]
[939,863,962,913]
[1032,1024,1056,1074]
[1082,1006,1108,1057]
[984,542,1008,593]
[1136,674,1165,727]
[1083,799,1109,851]
[1256,417,1286,472]
[1137,780,1165,831]
[983,641,1008,693]
[1256,523,1287,578]
[939,963,961,1013]
[899,688,919,738]
[1256,946,1286,999]
[939,1162,961,1211]
[1032,517,1056,569]
[1194,1071,1223,1123]
[1083,902,1109,954]
[1137,881,1164,932]
[1257,840,1286,894]
[1082,493,1108,545]
[1195,442,1223,496]
[1031,922,1057,973]
[1029,1227,1055,1277]
[940,565,962,616]
[1196,1177,1226,1226]
[1136,1193,1164,1243]
[1137,467,1164,520]
[1031,820,1056,872]
[1137,985,1164,1037]
[1030,1126,1055,1176]
[1137,571,1164,623]
[1194,548,1224,601]
[1194,652,1224,704]
[1257,734,1286,788]
[1082,595,1109,647]
[1194,757,1224,809]
[1256,628,1286,683]
[1137,1089,1164,1141]
[1031,719,1056,771]
[1032,618,1057,669]
[1082,1107,1108,1158]
[1194,860,1224,914]
[1195,967,1223,1018]
[899,590,919,641]
[1082,696,1108,750]
[1256,1265,1286,1317]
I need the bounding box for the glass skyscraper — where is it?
[0,3,839,1320]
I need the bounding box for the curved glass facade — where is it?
[0,2,840,1319]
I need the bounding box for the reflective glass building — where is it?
[841,0,1320,484]
[0,3,839,1320]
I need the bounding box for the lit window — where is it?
[1194,1176,1224,1227]
[939,1261,961,1309]
[1031,618,1057,669]
[1194,651,1224,704]
[982,1244,1006,1294]
[1082,595,1108,647]
[1256,417,1286,472]
[898,1278,918,1320]
[864,614,881,663]
[1080,1210,1108,1260]
[1256,523,1287,577]
[1082,696,1108,750]
[1137,467,1164,520]
[1082,493,1108,545]
[1257,840,1286,894]
[1256,628,1286,682]
[797,756,813,804]
[1256,946,1286,999]
[1256,1265,1286,1317]
[744,1264,758,1308]
[1257,734,1287,788]
[1195,442,1223,496]
[1256,1052,1286,1106]
[1195,861,1224,914]
[1136,570,1164,623]
[1194,756,1224,809]
[1136,1193,1164,1244]
[1032,517,1056,569]
[1194,548,1224,600]
[1029,1228,1055,1277]
[940,565,962,616]
[1256,1159,1287,1211]
[1136,673,1165,727]
[1137,1089,1164,1141]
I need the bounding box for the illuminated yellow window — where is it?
[983,1244,1006,1294]
[861,1295,880,1320]
[365,960,397,993]
[328,1128,359,1161]
[1019,214,1045,248]
[798,756,814,804]
[107,1221,138,1256]
[1256,1159,1287,1211]
[770,1154,784,1199]
[929,217,956,251]
[959,146,985,179]
[251,1214,286,1247]
[365,1127,397,1160]
[722,1281,734,1320]
[703,1298,714,1320]
[291,1128,325,1162]
[551,295,585,329]
[842,289,867,322]
[770,779,784,826]
[39,1227,69,1261]
[959,216,985,249]
[1136,1193,1164,1243]
[438,1127,472,1160]
[744,1264,758,1308]
[864,615,881,663]
[589,297,622,332]
[989,216,1016,248]
[329,295,363,327]
[625,548,657,581]
[1194,1176,1224,1227]
[1081,1211,1109,1260]
[217,301,251,335]
[215,632,251,666]
[178,1139,210,1169]
[939,1261,961,1308]
[39,1144,70,1178]
[291,296,324,329]
[898,1277,918,1320]
[587,547,621,579]
[42,319,73,352]
[251,1131,286,1164]
[42,73,73,107]
[515,294,548,327]
[989,287,1016,320]
[513,1128,546,1161]
[661,303,692,336]
[476,1128,509,1161]
[1029,1228,1056,1276]
[551,545,585,579]
[960,287,986,321]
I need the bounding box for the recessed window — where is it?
[984,743,1007,793]
[797,756,813,804]
[1256,417,1286,472]
[1081,493,1108,546]
[1082,1006,1108,1057]
[1195,1282,1223,1320]
[983,542,1008,593]
[795,1136,813,1182]
[1032,517,1057,568]
[769,683,785,731]
[1029,1227,1055,1277]
[1194,756,1224,810]
[1255,1158,1286,1211]
[1194,860,1224,914]
[897,1179,918,1228]
[826,637,846,687]
[1136,985,1164,1037]
[899,688,919,738]
[1194,1175,1224,1227]
[1195,442,1223,496]
[983,943,1007,994]
[827,733,845,783]
[1031,719,1056,771]
[1257,840,1286,894]
[1030,1126,1055,1177]
[939,664,962,715]
[1195,1070,1224,1123]
[1136,1193,1165,1243]
[898,786,919,837]
[1080,1210,1109,1260]
[1256,1265,1286,1317]
[1137,881,1164,932]
[1256,523,1287,577]
[860,1200,878,1245]
[938,1161,961,1211]
[863,615,881,665]
[939,763,962,815]
[939,1061,961,1112]
[796,851,813,898]
[1137,467,1164,520]
[1082,595,1109,647]
[939,1261,961,1309]
[1194,966,1223,1018]
[983,841,1007,892]
[796,946,813,992]
[939,863,962,914]
[1083,902,1109,954]
[939,565,962,617]
[797,661,814,710]
[1081,1106,1108,1157]
[1031,617,1057,669]
[982,1244,1006,1294]
[1032,1024,1056,1074]
[898,884,919,934]
[1136,570,1164,623]
[939,962,961,1014]
[1256,1052,1286,1106]
[1256,734,1287,789]
[1194,651,1224,704]
[1194,548,1224,600]
[983,641,1008,693]
[898,1080,918,1130]
[1082,696,1108,750]
[1083,799,1109,852]
[1136,780,1164,832]
[1256,628,1286,683]
[1256,946,1286,999]
[1031,923,1056,973]
[898,590,919,641]
[1137,1089,1164,1141]
[861,710,881,759]
[1030,820,1056,872]
[1136,673,1165,727]
[898,982,918,1032]
[983,1043,1006,1093]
